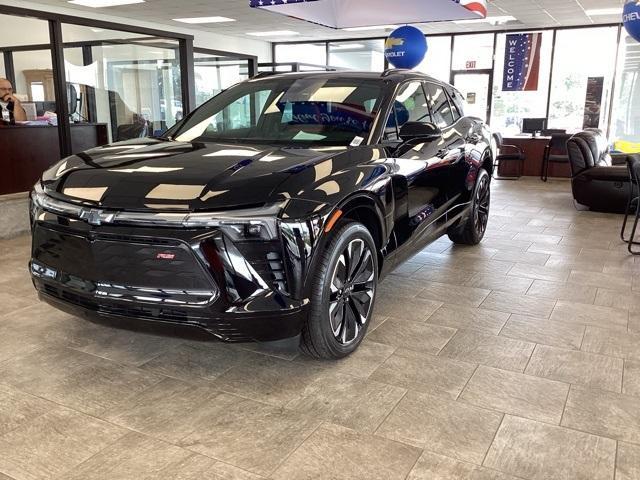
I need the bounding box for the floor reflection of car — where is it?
[29,70,493,359]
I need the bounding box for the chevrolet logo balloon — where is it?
[385,37,405,49]
[624,0,640,43]
[384,25,428,70]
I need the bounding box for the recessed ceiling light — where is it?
[173,16,236,24]
[453,15,516,25]
[246,30,299,37]
[585,8,623,16]
[343,25,398,31]
[68,0,144,6]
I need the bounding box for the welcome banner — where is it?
[502,33,542,92]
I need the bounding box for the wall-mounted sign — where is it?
[466,60,477,69]
[384,26,428,69]
[467,92,477,104]
[583,76,605,129]
[249,0,487,29]
[502,33,542,91]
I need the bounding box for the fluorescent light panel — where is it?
[247,30,299,37]
[585,8,623,16]
[173,16,235,24]
[454,15,516,25]
[68,0,144,7]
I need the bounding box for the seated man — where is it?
[0,78,27,123]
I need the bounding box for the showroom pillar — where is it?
[49,18,72,158]
[180,38,196,116]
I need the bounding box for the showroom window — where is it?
[610,30,640,147]
[489,31,553,136]
[547,27,618,133]
[415,35,452,82]
[275,42,327,67]
[328,39,385,71]
[451,33,494,71]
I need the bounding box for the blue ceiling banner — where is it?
[384,26,428,70]
[249,0,487,29]
[623,0,640,43]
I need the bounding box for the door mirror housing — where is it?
[399,122,442,144]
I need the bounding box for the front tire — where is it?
[300,222,378,359]
[448,168,491,245]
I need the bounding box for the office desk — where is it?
[500,136,571,179]
[0,123,108,195]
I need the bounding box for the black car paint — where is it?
[30,71,492,342]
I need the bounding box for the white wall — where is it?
[3,1,272,60]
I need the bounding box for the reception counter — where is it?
[0,123,108,195]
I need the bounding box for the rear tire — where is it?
[300,222,378,359]
[448,168,491,245]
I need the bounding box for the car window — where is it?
[385,81,431,141]
[447,87,465,119]
[175,78,384,146]
[446,90,462,122]
[424,82,455,129]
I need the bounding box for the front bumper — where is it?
[30,211,309,342]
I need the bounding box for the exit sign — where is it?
[466,60,477,69]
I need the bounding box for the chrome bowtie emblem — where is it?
[79,208,104,226]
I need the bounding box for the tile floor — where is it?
[1,178,640,479]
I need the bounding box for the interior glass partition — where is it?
[61,24,182,149]
[194,52,252,107]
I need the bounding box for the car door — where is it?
[423,81,468,209]
[384,81,451,246]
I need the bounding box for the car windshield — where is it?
[173,76,385,146]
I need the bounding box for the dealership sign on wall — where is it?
[502,33,542,91]
[249,0,487,29]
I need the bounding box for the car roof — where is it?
[248,69,447,86]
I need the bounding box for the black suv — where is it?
[29,70,493,359]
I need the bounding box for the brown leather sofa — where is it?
[566,130,633,213]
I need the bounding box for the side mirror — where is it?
[399,121,442,144]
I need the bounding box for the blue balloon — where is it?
[624,0,640,43]
[384,26,428,70]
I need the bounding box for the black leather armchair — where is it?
[567,130,633,213]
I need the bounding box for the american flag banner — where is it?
[502,33,542,92]
[249,0,318,6]
[454,0,487,17]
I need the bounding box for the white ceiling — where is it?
[28,0,626,43]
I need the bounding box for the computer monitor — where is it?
[522,118,547,134]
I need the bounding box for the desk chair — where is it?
[493,133,525,179]
[541,133,572,182]
[621,155,640,255]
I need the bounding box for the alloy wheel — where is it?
[328,238,376,345]
[474,174,490,237]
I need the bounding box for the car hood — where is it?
[42,138,344,211]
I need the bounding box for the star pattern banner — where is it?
[502,33,542,92]
[248,0,487,29]
[249,0,318,6]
